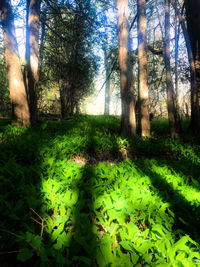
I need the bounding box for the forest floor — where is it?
[0,115,200,266]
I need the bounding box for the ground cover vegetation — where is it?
[1,116,200,266]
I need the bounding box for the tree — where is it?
[137,0,150,136]
[184,0,200,132]
[0,0,30,126]
[170,0,196,130]
[103,42,111,115]
[103,12,111,115]
[164,0,180,137]
[117,0,136,136]
[26,0,42,124]
[42,0,97,118]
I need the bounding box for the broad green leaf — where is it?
[127,222,139,240]
[25,231,34,243]
[98,241,114,265]
[119,241,132,251]
[32,235,42,249]
[136,240,153,254]
[17,248,33,262]
[96,246,107,267]
[130,250,139,265]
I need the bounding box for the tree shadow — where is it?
[0,120,81,265]
[133,159,200,243]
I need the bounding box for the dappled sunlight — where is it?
[30,55,38,73]
[1,116,200,265]
[150,161,200,205]
[38,159,200,265]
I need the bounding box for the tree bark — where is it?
[174,0,182,132]
[26,0,41,124]
[164,0,180,137]
[170,0,198,132]
[38,0,48,80]
[117,0,136,136]
[137,0,150,136]
[184,0,200,132]
[103,11,111,115]
[174,0,179,98]
[0,0,30,126]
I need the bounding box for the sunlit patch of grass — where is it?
[149,160,200,205]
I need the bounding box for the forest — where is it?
[0,0,200,266]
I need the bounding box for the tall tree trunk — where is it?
[170,0,198,132]
[103,11,111,115]
[26,0,41,124]
[104,44,111,115]
[137,0,150,136]
[174,0,179,98]
[174,0,182,132]
[164,0,180,137]
[0,0,30,126]
[39,0,48,80]
[184,0,200,132]
[117,0,136,136]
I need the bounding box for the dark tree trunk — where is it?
[38,0,48,80]
[117,0,136,136]
[59,79,67,119]
[184,0,200,132]
[0,0,30,126]
[137,0,150,136]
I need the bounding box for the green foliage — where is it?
[0,47,9,105]
[0,116,200,266]
[41,1,99,116]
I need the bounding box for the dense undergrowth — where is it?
[0,115,200,266]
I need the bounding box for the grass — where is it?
[0,115,200,266]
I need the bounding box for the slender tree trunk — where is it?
[103,12,111,115]
[164,0,180,137]
[104,44,111,115]
[117,0,136,136]
[137,0,150,136]
[24,0,30,106]
[39,0,48,80]
[174,0,182,132]
[26,0,41,124]
[174,0,179,98]
[59,78,66,119]
[0,0,30,126]
[184,0,200,132]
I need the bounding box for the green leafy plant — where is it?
[0,116,200,266]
